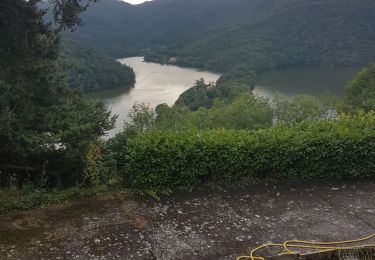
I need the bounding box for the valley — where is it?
[89,58,360,135]
[1,1,375,259]
[88,57,220,136]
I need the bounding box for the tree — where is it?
[155,103,189,130]
[124,102,156,135]
[175,68,257,112]
[273,94,327,124]
[209,93,272,130]
[175,78,215,111]
[0,0,114,187]
[343,64,375,112]
[185,92,273,130]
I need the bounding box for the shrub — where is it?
[343,64,375,112]
[122,112,375,196]
[273,94,330,124]
[83,140,118,187]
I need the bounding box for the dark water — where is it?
[254,66,361,98]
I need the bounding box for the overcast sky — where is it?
[122,0,151,4]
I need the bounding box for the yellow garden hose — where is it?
[237,233,375,260]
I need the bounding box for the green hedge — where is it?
[123,112,375,195]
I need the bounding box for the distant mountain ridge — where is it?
[66,0,375,90]
[165,0,375,72]
[66,0,265,57]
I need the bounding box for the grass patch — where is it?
[0,186,108,215]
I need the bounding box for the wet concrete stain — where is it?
[1,181,375,259]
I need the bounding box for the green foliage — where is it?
[152,93,273,131]
[0,186,107,214]
[214,68,257,100]
[67,0,265,57]
[155,103,189,130]
[0,0,116,188]
[110,103,156,173]
[63,0,375,112]
[69,0,375,70]
[124,102,156,135]
[272,94,335,124]
[175,70,257,111]
[83,140,118,187]
[51,0,97,31]
[122,112,375,196]
[156,0,375,72]
[184,93,273,130]
[65,0,375,112]
[343,64,375,112]
[58,40,135,92]
[175,79,216,110]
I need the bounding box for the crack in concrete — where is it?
[1,181,375,259]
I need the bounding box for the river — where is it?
[253,66,361,98]
[89,57,361,137]
[88,57,220,137]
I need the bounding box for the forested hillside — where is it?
[59,40,135,92]
[66,0,375,105]
[69,0,375,72]
[66,0,265,57]
[161,0,375,72]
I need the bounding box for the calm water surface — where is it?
[88,57,220,137]
[254,66,361,98]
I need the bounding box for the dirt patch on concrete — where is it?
[1,181,375,259]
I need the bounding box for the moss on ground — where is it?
[0,186,109,214]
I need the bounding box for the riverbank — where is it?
[1,180,374,259]
[88,57,220,137]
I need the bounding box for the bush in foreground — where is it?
[123,112,375,196]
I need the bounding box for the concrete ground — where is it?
[1,180,375,260]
